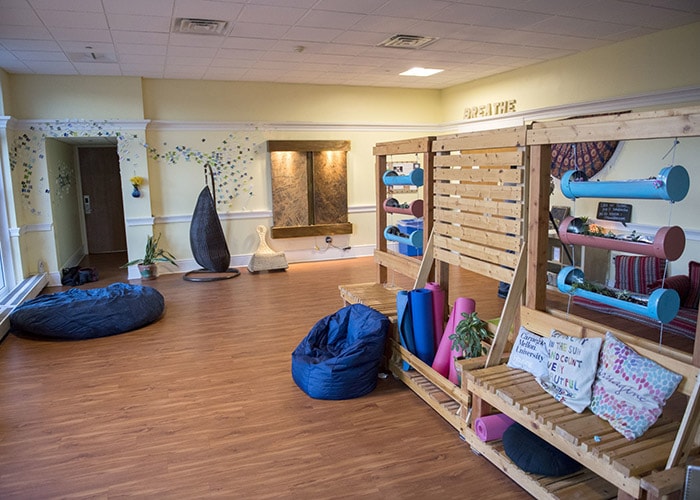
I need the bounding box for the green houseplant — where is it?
[122,234,177,280]
[450,311,492,359]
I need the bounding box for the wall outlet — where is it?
[38,259,46,273]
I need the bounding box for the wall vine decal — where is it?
[9,120,260,216]
[146,133,259,210]
[9,120,143,215]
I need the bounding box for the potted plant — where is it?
[121,234,177,280]
[450,311,492,359]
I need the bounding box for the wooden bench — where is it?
[460,306,700,499]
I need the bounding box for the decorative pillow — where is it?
[502,423,582,476]
[590,332,682,440]
[538,330,602,413]
[614,255,664,294]
[647,274,691,303]
[507,326,549,380]
[683,261,700,309]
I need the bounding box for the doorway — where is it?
[78,146,127,254]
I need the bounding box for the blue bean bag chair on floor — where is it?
[10,283,165,340]
[292,303,390,400]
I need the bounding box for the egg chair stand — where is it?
[184,165,240,282]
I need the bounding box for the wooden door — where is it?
[78,147,126,254]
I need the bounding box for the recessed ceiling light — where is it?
[400,67,444,77]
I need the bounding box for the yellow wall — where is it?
[8,75,145,120]
[441,21,700,122]
[142,80,442,124]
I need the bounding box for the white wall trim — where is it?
[124,244,374,279]
[126,210,273,227]
[125,216,155,227]
[10,223,53,236]
[348,204,376,214]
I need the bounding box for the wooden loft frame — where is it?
[523,105,700,366]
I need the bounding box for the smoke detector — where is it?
[172,18,230,35]
[377,34,438,49]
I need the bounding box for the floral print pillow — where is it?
[590,332,683,440]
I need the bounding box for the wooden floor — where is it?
[0,256,529,499]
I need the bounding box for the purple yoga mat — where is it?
[431,297,476,383]
[474,413,515,442]
[425,282,445,348]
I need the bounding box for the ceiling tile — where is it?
[229,22,289,39]
[74,61,121,75]
[12,50,67,61]
[0,8,44,25]
[297,10,363,30]
[111,30,169,45]
[47,27,113,43]
[116,43,168,56]
[106,14,171,32]
[103,0,175,16]
[281,26,343,43]
[313,0,386,15]
[28,0,103,12]
[0,39,60,50]
[173,0,244,21]
[1,0,698,90]
[238,4,307,25]
[35,10,108,29]
[23,60,78,73]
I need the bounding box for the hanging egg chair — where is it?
[184,164,240,282]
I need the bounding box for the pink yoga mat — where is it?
[425,282,445,348]
[431,297,475,383]
[474,413,515,442]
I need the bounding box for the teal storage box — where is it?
[398,218,423,256]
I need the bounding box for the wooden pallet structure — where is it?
[340,127,528,431]
[462,106,700,499]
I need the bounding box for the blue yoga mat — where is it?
[410,288,435,364]
[396,290,414,370]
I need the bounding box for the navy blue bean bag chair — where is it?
[10,283,165,340]
[292,303,390,400]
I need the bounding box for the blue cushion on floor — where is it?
[502,423,582,476]
[291,303,390,400]
[10,283,165,340]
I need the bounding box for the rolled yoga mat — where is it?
[430,297,476,383]
[425,282,446,349]
[409,288,435,364]
[396,290,415,370]
[474,413,516,442]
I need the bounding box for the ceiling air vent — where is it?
[173,18,230,35]
[377,34,438,49]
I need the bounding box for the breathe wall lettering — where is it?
[463,99,516,120]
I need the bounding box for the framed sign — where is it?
[597,202,632,223]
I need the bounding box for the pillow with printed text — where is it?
[538,330,602,413]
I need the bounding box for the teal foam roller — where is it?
[384,225,423,248]
[382,168,424,187]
